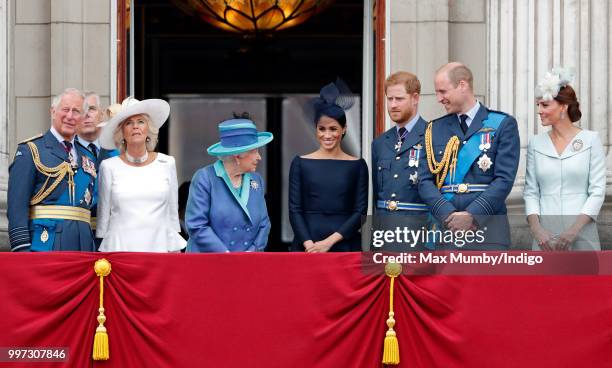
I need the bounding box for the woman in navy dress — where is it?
[289,80,368,252]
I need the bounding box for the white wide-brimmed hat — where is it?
[98,97,170,149]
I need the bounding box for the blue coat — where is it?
[185,161,271,252]
[418,105,520,219]
[7,130,97,252]
[417,105,520,247]
[371,117,428,213]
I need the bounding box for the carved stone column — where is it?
[488,0,612,245]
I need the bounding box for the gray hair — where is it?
[51,88,87,110]
[83,91,101,110]
[112,113,159,153]
[219,153,245,163]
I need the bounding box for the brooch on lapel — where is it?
[250,180,259,190]
[82,156,97,178]
[571,139,583,152]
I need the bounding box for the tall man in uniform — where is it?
[7,88,98,252]
[371,72,429,250]
[418,62,520,249]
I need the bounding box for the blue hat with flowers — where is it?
[207,118,273,156]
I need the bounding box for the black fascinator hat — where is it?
[308,78,355,126]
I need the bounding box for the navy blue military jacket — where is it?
[417,105,520,223]
[7,130,97,251]
[372,117,428,209]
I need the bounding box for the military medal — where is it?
[250,180,259,190]
[408,148,418,167]
[41,228,49,243]
[477,154,493,172]
[82,156,97,177]
[395,128,409,152]
[572,139,583,152]
[409,172,418,185]
[479,133,491,151]
[83,188,92,206]
[69,152,78,169]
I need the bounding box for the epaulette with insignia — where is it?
[19,133,43,144]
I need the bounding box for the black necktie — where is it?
[88,143,98,159]
[398,127,407,143]
[62,140,72,153]
[459,114,469,134]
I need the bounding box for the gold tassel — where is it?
[382,262,402,365]
[93,259,112,361]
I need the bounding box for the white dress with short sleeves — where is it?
[96,153,187,252]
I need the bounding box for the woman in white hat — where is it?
[96,97,186,252]
[185,114,273,253]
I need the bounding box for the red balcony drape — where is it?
[0,252,611,367]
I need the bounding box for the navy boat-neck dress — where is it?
[288,156,368,252]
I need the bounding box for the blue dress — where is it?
[185,161,271,253]
[288,156,368,252]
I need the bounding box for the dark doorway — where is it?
[134,0,364,250]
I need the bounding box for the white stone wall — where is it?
[488,0,612,201]
[10,0,111,154]
[0,0,111,250]
[389,0,487,123]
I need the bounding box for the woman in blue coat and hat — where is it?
[185,114,273,252]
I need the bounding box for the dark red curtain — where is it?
[0,252,611,367]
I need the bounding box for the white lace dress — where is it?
[96,153,186,252]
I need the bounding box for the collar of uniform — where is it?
[397,113,421,133]
[456,101,480,127]
[77,135,101,151]
[50,126,75,147]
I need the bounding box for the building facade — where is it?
[0,0,610,249]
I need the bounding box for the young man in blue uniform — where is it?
[418,62,520,249]
[371,72,429,250]
[7,88,98,252]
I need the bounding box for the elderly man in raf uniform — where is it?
[371,71,429,250]
[7,88,98,252]
[418,62,520,249]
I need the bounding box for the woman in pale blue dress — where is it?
[524,68,606,251]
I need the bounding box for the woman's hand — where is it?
[303,240,315,252]
[307,239,334,253]
[556,228,579,251]
[306,233,343,253]
[532,226,555,251]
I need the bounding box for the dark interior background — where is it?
[134,0,364,250]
